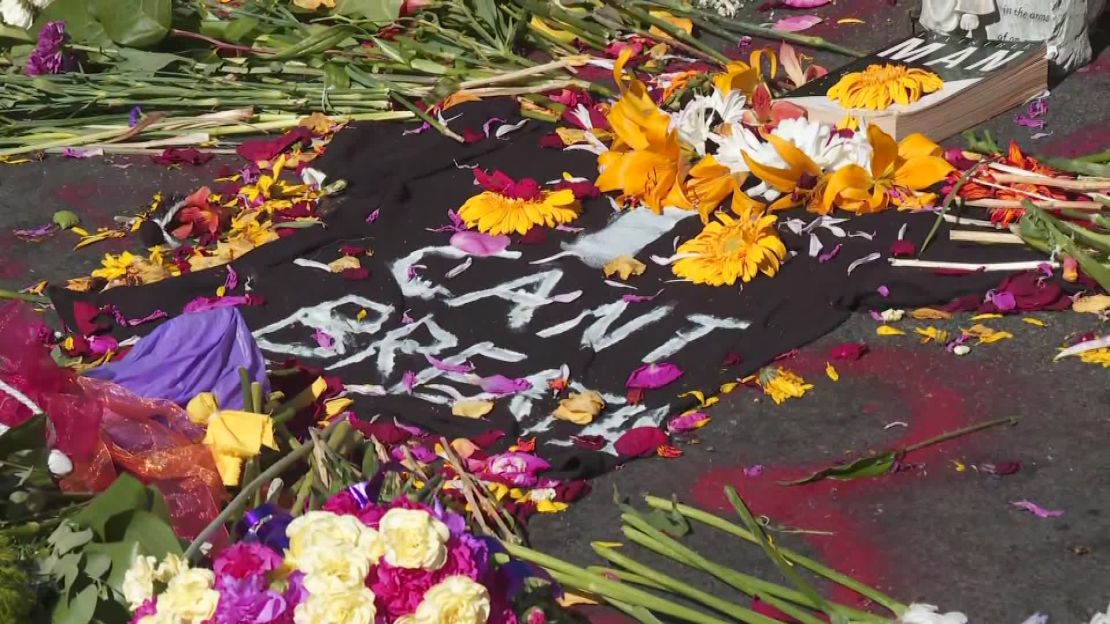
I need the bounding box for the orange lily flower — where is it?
[741,134,832,214]
[597,50,691,212]
[684,155,749,222]
[823,125,953,214]
[712,61,760,97]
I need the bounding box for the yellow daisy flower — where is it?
[826,63,943,110]
[458,170,580,236]
[672,205,787,286]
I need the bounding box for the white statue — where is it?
[919,0,1107,71]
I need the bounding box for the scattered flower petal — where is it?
[774,15,823,32]
[1011,500,1064,518]
[877,325,905,336]
[614,427,669,459]
[452,399,494,419]
[626,363,683,389]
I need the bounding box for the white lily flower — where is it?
[0,0,34,29]
[899,603,968,624]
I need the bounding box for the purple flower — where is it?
[129,106,143,128]
[667,411,709,434]
[479,374,532,395]
[214,576,290,624]
[26,22,73,77]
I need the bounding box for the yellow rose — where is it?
[298,548,371,595]
[122,554,157,609]
[293,587,377,624]
[378,508,449,570]
[413,576,491,624]
[156,567,219,623]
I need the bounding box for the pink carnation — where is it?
[370,536,484,620]
[214,543,284,581]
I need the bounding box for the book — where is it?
[782,32,1047,141]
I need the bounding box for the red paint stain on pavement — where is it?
[0,232,28,280]
[1039,124,1110,159]
[691,347,1002,609]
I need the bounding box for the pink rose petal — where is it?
[667,411,710,434]
[450,230,511,256]
[480,374,532,395]
[614,427,669,459]
[743,464,766,477]
[1011,500,1063,518]
[774,15,822,32]
[626,363,683,389]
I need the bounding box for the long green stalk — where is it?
[644,496,906,615]
[593,543,783,624]
[503,542,733,624]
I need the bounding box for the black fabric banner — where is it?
[51,101,1050,479]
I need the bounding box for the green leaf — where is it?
[113,48,186,73]
[47,523,94,555]
[72,474,148,538]
[147,485,172,525]
[35,0,111,47]
[779,452,896,486]
[121,510,183,560]
[54,583,97,624]
[83,552,111,579]
[53,210,80,230]
[336,0,404,24]
[0,24,34,43]
[410,58,448,74]
[84,541,139,594]
[90,0,171,48]
[0,414,46,457]
[324,62,351,90]
[223,17,260,43]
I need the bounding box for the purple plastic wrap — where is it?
[85,307,269,409]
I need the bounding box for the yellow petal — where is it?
[212,453,245,487]
[867,124,899,179]
[203,410,276,458]
[603,255,647,280]
[743,151,799,193]
[324,397,353,418]
[453,399,495,419]
[328,255,361,273]
[893,156,954,190]
[970,313,1002,321]
[825,362,840,381]
[910,307,952,320]
[1073,294,1110,313]
[824,164,871,210]
[766,135,821,176]
[1022,317,1046,327]
[897,133,942,159]
[553,391,606,425]
[876,325,906,336]
[186,392,220,426]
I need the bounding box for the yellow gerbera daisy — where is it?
[826,63,943,110]
[672,206,786,286]
[458,170,580,236]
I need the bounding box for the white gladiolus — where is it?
[48,449,73,476]
[899,603,968,624]
[0,0,33,29]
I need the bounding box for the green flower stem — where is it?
[1076,150,1110,163]
[502,542,732,624]
[586,566,670,591]
[593,543,783,624]
[621,524,833,624]
[644,496,906,615]
[0,289,49,304]
[605,0,730,65]
[920,162,986,254]
[184,418,344,562]
[389,92,465,142]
